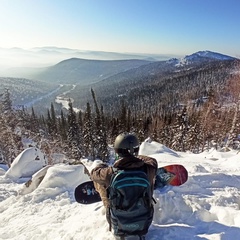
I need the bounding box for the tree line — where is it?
[1,72,240,166]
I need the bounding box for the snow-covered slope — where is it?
[175,50,236,67]
[187,50,235,61]
[0,141,240,240]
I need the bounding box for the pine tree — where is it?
[187,111,204,153]
[59,110,67,140]
[30,107,39,132]
[78,110,83,129]
[77,110,84,155]
[82,102,95,159]
[142,116,152,139]
[2,88,12,112]
[67,100,82,160]
[46,109,52,134]
[50,103,57,134]
[119,99,127,133]
[174,106,189,151]
[45,103,58,135]
[99,105,109,161]
[91,88,109,161]
[111,118,119,142]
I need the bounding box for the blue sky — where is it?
[0,0,240,57]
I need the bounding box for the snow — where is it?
[55,84,84,113]
[175,50,236,67]
[5,147,47,180]
[0,141,240,240]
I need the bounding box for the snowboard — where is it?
[154,164,188,189]
[74,164,188,204]
[74,181,101,204]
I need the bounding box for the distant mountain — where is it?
[61,54,239,118]
[30,46,177,61]
[1,47,237,83]
[31,46,80,53]
[89,50,239,86]
[2,50,239,117]
[26,50,237,85]
[0,46,176,78]
[189,50,236,60]
[32,58,153,84]
[175,51,236,66]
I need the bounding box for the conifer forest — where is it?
[1,59,240,167]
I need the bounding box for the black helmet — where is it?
[114,132,139,157]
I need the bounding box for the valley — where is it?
[1,50,240,117]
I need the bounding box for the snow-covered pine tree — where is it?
[82,102,95,159]
[67,99,82,160]
[99,105,109,162]
[172,106,189,152]
[50,103,57,134]
[91,88,109,161]
[59,110,67,141]
[2,88,12,112]
[29,107,39,132]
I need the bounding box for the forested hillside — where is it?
[70,59,240,116]
[0,77,74,115]
[0,77,58,106]
[1,64,240,167]
[1,51,240,166]
[31,58,152,84]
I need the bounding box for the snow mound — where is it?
[192,164,209,173]
[37,163,90,190]
[139,138,179,157]
[18,163,91,203]
[18,165,52,195]
[5,147,47,180]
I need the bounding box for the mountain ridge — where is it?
[28,50,239,85]
[1,50,239,116]
[33,58,153,84]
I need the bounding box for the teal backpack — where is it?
[108,169,154,237]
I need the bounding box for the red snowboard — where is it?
[154,164,188,189]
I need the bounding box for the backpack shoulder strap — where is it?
[112,167,118,174]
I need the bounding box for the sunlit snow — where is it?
[0,140,239,239]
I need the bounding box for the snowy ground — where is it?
[0,141,240,240]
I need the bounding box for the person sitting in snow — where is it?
[91,132,158,240]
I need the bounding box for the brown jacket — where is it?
[90,155,158,208]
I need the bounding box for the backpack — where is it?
[107,169,154,237]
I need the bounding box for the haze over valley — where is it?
[1,48,239,117]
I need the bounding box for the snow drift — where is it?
[0,140,239,240]
[5,147,47,180]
